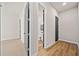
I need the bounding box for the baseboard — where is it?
[1,38,20,41]
[44,41,55,49]
[34,52,38,56]
[59,39,79,48]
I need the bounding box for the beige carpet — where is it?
[1,39,26,56]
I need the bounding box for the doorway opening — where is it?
[38,3,45,52]
[55,16,59,41]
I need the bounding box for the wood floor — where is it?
[1,39,26,56]
[0,39,79,56]
[37,40,78,56]
[37,40,50,56]
[78,49,79,55]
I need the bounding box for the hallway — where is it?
[0,2,79,56]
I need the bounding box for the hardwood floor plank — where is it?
[37,40,78,56]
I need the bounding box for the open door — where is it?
[55,16,59,41]
[24,2,30,56]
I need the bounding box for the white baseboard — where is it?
[59,39,79,48]
[34,52,38,56]
[44,41,55,49]
[1,38,20,41]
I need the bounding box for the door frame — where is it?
[38,3,46,48]
[19,19,21,39]
[0,5,1,56]
[27,2,30,56]
[43,9,45,48]
[24,2,30,56]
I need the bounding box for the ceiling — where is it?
[0,2,78,16]
[49,2,78,12]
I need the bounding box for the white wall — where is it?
[38,4,44,41]
[59,7,79,46]
[1,3,26,40]
[0,7,1,56]
[78,3,79,19]
[19,3,26,43]
[30,2,38,56]
[1,6,19,40]
[0,7,1,41]
[41,3,58,48]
